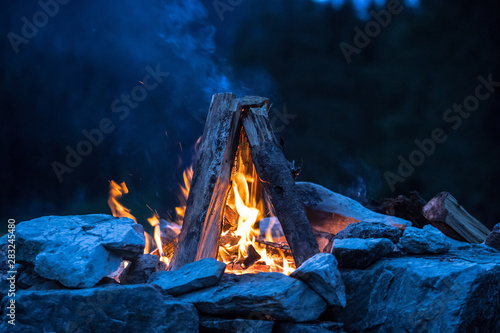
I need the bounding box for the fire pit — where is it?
[1,94,499,332]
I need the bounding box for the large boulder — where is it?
[178,272,327,322]
[149,258,226,296]
[334,221,402,243]
[290,253,346,307]
[296,182,411,235]
[332,245,500,332]
[485,223,500,251]
[398,224,452,254]
[15,214,145,288]
[0,284,199,333]
[332,238,394,269]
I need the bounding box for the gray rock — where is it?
[199,316,273,333]
[290,253,346,307]
[274,322,345,333]
[485,223,500,251]
[149,258,226,296]
[332,245,500,332]
[0,284,198,333]
[332,238,394,269]
[398,224,452,254]
[15,214,145,288]
[334,221,402,243]
[178,272,327,322]
[120,254,166,285]
[296,182,412,231]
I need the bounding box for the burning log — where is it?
[242,245,261,269]
[242,104,319,267]
[423,192,490,244]
[169,93,242,270]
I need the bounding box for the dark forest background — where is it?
[1,0,499,232]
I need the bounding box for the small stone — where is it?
[290,253,346,307]
[332,238,394,269]
[149,258,226,296]
[178,272,327,322]
[121,254,166,285]
[199,316,274,333]
[397,225,452,254]
[485,223,500,252]
[334,222,402,243]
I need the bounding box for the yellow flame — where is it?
[217,138,295,275]
[108,181,154,254]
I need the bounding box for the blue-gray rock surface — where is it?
[274,321,345,333]
[120,254,166,285]
[149,258,226,296]
[290,253,346,307]
[332,245,500,332]
[485,223,500,251]
[199,316,274,333]
[332,238,394,269]
[15,214,145,288]
[178,272,327,322]
[0,284,199,333]
[334,221,402,243]
[398,224,452,254]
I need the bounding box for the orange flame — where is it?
[108,180,153,255]
[217,138,295,275]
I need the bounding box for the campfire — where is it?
[4,93,499,332]
[108,93,320,275]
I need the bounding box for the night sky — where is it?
[1,0,499,232]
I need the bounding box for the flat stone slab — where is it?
[199,316,274,333]
[333,245,500,332]
[398,225,452,254]
[14,214,145,288]
[149,258,226,296]
[0,284,198,333]
[290,253,346,307]
[178,272,327,322]
[296,182,412,233]
[332,238,394,269]
[334,221,402,243]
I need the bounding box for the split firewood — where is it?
[242,105,319,267]
[423,192,490,244]
[255,239,292,256]
[169,93,242,270]
[378,191,430,228]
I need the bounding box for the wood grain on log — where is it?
[242,104,319,267]
[169,93,242,270]
[423,192,490,243]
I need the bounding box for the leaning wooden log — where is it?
[242,104,319,267]
[422,192,490,244]
[169,93,242,270]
